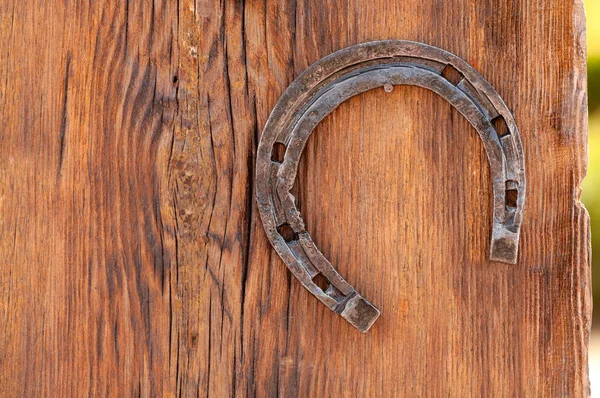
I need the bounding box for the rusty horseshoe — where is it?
[255,40,526,333]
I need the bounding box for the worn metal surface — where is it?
[255,40,526,333]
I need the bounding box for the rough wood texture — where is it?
[0,0,590,397]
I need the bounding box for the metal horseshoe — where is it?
[255,40,526,333]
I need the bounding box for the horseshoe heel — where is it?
[255,40,526,333]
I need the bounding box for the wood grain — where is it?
[0,0,590,396]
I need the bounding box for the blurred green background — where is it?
[586,0,600,327]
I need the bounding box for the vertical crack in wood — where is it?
[57,53,71,176]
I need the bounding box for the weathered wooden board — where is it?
[0,0,590,397]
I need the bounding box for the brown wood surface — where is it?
[0,0,590,397]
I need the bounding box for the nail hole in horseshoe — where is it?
[271,142,286,163]
[441,64,464,86]
[277,223,297,242]
[312,273,330,292]
[505,185,518,209]
[492,116,510,137]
